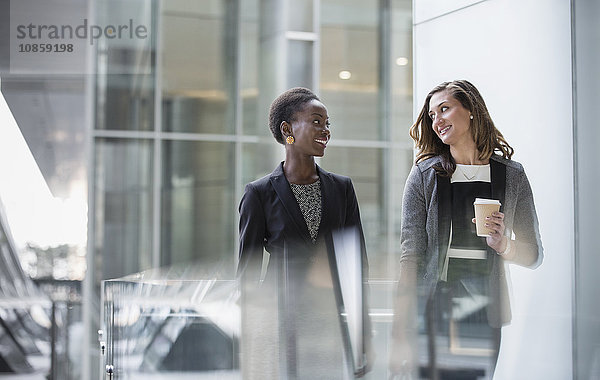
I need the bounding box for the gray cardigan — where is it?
[399,154,543,327]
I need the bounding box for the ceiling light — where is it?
[338,70,351,80]
[395,57,409,66]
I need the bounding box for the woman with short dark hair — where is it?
[238,87,372,379]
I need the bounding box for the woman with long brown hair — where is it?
[390,80,543,379]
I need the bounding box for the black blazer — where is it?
[237,161,368,282]
[237,162,372,373]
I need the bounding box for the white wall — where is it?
[413,0,573,378]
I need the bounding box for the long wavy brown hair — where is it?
[410,80,514,176]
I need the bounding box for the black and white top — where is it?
[450,164,491,251]
[441,164,491,280]
[290,179,322,243]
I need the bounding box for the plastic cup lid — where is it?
[473,198,501,205]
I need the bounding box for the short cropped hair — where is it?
[268,87,320,144]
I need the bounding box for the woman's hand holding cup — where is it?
[472,198,506,253]
[471,211,506,253]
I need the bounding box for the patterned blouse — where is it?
[289,179,322,243]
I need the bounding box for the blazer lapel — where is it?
[316,164,334,240]
[269,162,313,246]
[437,173,452,277]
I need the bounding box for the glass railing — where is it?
[101,274,240,380]
[100,241,374,380]
[100,263,500,380]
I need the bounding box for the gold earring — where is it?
[286,136,295,144]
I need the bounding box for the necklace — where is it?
[458,165,480,180]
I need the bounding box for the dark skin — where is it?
[280,99,331,184]
[280,98,374,376]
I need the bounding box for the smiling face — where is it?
[428,90,473,148]
[284,99,331,157]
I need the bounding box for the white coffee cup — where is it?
[473,198,501,237]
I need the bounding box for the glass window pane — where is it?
[321,90,379,140]
[289,0,314,32]
[241,142,284,185]
[94,138,154,280]
[318,146,388,277]
[161,4,234,134]
[391,0,413,143]
[240,0,261,136]
[96,0,154,75]
[320,0,380,140]
[161,141,236,274]
[288,40,314,89]
[96,74,155,131]
[95,0,156,131]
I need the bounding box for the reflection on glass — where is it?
[240,243,353,379]
[94,138,153,280]
[161,141,235,271]
[86,0,419,378]
[102,268,240,379]
[406,259,502,380]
